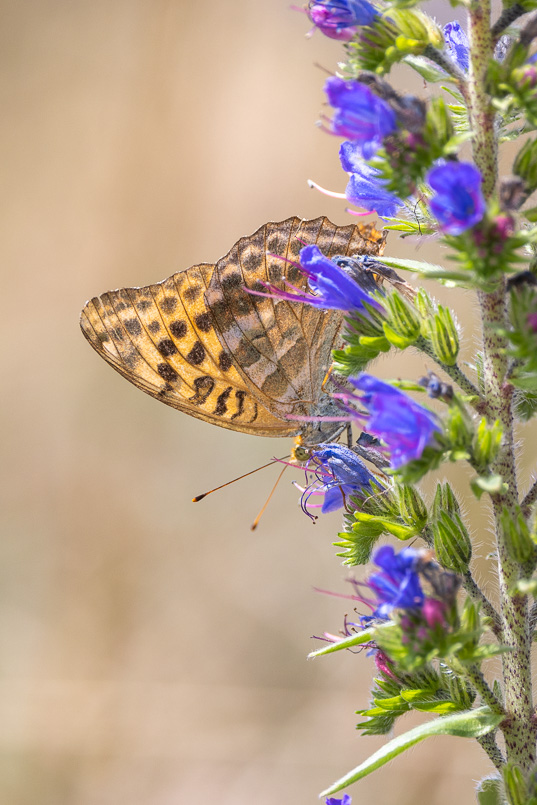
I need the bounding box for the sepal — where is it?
[500,505,535,565]
[396,484,428,529]
[346,8,443,75]
[476,777,505,805]
[433,481,461,519]
[429,305,460,365]
[473,417,503,471]
[433,510,472,573]
[381,290,421,346]
[503,762,537,805]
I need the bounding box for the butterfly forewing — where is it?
[80,216,386,439]
[81,265,278,433]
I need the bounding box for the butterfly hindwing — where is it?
[206,216,386,420]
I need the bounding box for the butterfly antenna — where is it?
[192,456,290,502]
[250,465,288,531]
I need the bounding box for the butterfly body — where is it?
[80,216,386,445]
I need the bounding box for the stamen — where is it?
[307,179,346,199]
[345,206,376,217]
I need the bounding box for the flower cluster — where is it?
[307,0,377,40]
[297,443,381,516]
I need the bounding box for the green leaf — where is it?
[320,707,504,797]
[400,689,459,713]
[353,512,417,540]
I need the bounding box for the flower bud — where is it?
[415,288,434,338]
[430,305,460,366]
[433,510,472,573]
[513,136,537,197]
[500,506,534,564]
[382,291,421,347]
[397,484,428,530]
[424,97,455,153]
[472,417,503,471]
[433,482,461,520]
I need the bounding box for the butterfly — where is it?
[80,216,386,447]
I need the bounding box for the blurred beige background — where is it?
[0,1,522,804]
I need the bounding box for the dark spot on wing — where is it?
[218,351,233,372]
[190,376,214,405]
[214,386,232,415]
[157,363,178,382]
[222,272,242,291]
[184,285,201,302]
[148,320,161,334]
[195,312,212,332]
[187,341,206,366]
[160,295,178,313]
[231,390,246,420]
[170,320,187,339]
[124,318,142,336]
[137,299,152,311]
[157,338,178,357]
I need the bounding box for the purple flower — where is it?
[443,22,469,72]
[369,545,424,618]
[326,796,352,805]
[340,143,402,217]
[343,374,441,469]
[324,77,397,158]
[309,0,377,40]
[300,443,380,515]
[427,162,486,235]
[268,244,383,312]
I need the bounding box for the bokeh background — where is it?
[2,1,530,803]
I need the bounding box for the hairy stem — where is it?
[522,476,537,518]
[477,734,506,771]
[491,4,527,40]
[465,664,505,714]
[468,0,536,770]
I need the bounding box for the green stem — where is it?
[468,0,536,769]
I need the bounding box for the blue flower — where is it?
[340,143,402,217]
[326,796,352,805]
[309,0,377,40]
[427,162,486,235]
[301,443,380,515]
[443,21,469,72]
[343,374,441,469]
[369,545,424,618]
[324,77,397,158]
